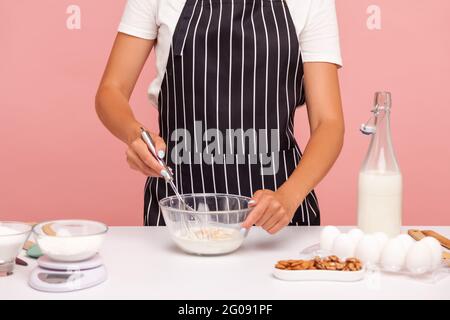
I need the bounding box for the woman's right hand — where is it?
[126,132,167,177]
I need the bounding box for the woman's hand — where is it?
[126,131,166,177]
[242,189,298,234]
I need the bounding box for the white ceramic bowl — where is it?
[33,220,108,262]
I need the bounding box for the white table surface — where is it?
[1,226,449,300]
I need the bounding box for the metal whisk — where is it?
[140,128,208,240]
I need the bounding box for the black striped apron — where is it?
[144,0,320,226]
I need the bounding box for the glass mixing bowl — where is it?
[0,221,32,275]
[33,220,108,262]
[159,194,253,255]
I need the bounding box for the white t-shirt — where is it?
[118,0,342,107]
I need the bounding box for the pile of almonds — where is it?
[275,256,363,272]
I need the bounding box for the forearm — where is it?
[278,120,344,211]
[95,85,142,145]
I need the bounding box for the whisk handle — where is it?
[140,128,174,181]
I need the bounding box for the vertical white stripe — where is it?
[236,155,241,196]
[199,153,206,193]
[272,151,278,190]
[145,178,154,225]
[180,4,198,194]
[155,178,161,226]
[228,0,234,153]
[164,180,168,224]
[301,201,305,224]
[292,149,298,167]
[155,78,166,226]
[158,75,170,226]
[223,154,230,195]
[287,25,302,152]
[190,1,205,195]
[292,148,306,224]
[293,41,301,107]
[144,182,148,225]
[293,144,303,168]
[225,0,234,215]
[259,153,265,189]
[165,67,170,170]
[164,72,170,226]
[291,149,301,224]
[192,2,204,155]
[170,47,182,195]
[295,143,308,225]
[310,190,319,209]
[282,150,288,181]
[284,150,295,224]
[144,178,149,225]
[261,0,269,152]
[305,199,311,226]
[307,197,318,218]
[298,74,304,106]
[216,0,223,155]
[204,0,217,196]
[287,75,305,156]
[248,154,253,196]
[223,155,230,219]
[240,0,246,154]
[270,1,281,152]
[250,0,257,155]
[281,2,292,149]
[204,1,212,153]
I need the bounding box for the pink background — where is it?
[1,1,449,226]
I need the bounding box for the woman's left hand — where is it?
[241,190,297,234]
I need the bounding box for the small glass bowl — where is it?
[0,221,32,275]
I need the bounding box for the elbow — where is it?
[336,119,345,152]
[95,86,104,116]
[95,85,110,121]
[315,118,345,151]
[338,119,345,140]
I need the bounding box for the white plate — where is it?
[273,267,366,282]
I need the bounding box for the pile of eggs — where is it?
[320,226,443,274]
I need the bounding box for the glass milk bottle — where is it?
[358,92,402,237]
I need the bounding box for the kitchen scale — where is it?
[29,254,107,292]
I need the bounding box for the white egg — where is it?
[348,228,364,245]
[320,226,341,252]
[406,241,432,274]
[331,234,356,258]
[373,232,389,250]
[396,234,414,251]
[380,238,407,272]
[420,237,443,270]
[355,234,381,265]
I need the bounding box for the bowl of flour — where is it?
[33,220,108,262]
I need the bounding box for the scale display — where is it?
[38,272,84,284]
